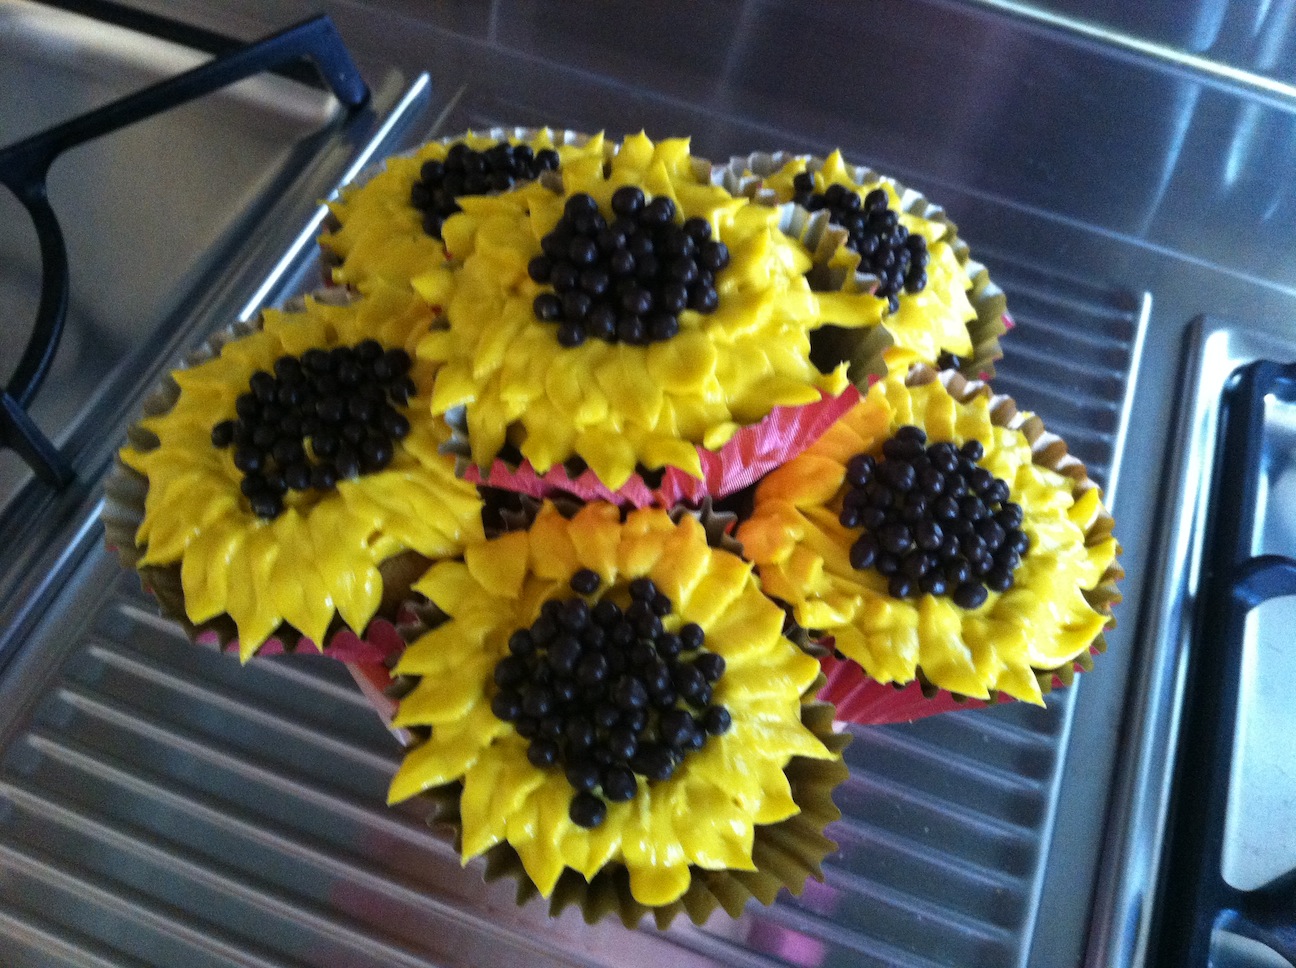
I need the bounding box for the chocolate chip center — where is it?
[411,141,560,240]
[529,188,727,348]
[792,174,929,313]
[209,342,414,519]
[839,426,1030,609]
[489,570,731,829]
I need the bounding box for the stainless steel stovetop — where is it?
[3,1,1296,966]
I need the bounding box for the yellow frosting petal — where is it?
[755,154,980,371]
[388,504,833,907]
[322,131,608,294]
[416,132,873,490]
[738,373,1119,701]
[117,286,485,658]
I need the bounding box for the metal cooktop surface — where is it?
[5,0,1296,965]
[0,63,1144,968]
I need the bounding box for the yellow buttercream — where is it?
[320,130,609,294]
[387,503,834,907]
[415,132,874,490]
[758,151,978,370]
[737,374,1119,704]
[118,286,485,659]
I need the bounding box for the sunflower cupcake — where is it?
[414,132,882,502]
[319,128,609,294]
[737,365,1121,720]
[387,502,848,926]
[729,150,1008,385]
[104,285,485,660]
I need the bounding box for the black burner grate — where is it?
[0,11,368,488]
[1153,359,1296,967]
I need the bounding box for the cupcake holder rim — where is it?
[444,386,860,509]
[406,682,850,928]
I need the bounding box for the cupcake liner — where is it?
[411,684,849,928]
[714,152,1007,385]
[445,386,860,509]
[346,659,403,728]
[816,363,1123,726]
[818,642,1104,725]
[342,597,448,744]
[102,289,473,662]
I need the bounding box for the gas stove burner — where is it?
[1113,318,1296,968]
[1154,357,1296,967]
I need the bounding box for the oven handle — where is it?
[1226,555,1296,967]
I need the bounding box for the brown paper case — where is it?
[409,682,848,929]
[101,289,458,662]
[713,152,1008,386]
[817,364,1123,725]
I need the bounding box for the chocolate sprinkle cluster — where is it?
[411,141,560,240]
[489,570,731,829]
[792,173,929,313]
[210,342,414,519]
[839,426,1030,609]
[529,188,729,347]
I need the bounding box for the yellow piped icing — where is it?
[413,132,881,490]
[118,286,485,659]
[387,503,834,906]
[758,151,978,371]
[736,374,1119,704]
[320,130,609,294]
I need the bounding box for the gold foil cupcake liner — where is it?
[711,152,1008,385]
[411,685,849,928]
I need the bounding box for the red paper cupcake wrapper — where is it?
[345,659,400,723]
[343,657,420,745]
[191,618,407,664]
[818,645,1089,726]
[818,653,989,724]
[464,386,861,508]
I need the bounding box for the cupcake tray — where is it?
[0,26,1148,968]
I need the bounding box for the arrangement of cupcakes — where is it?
[105,128,1120,927]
